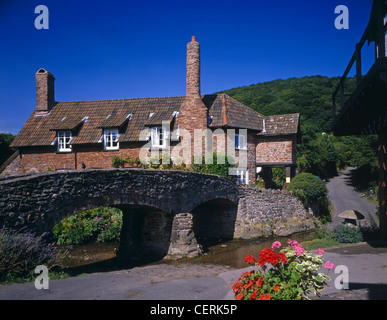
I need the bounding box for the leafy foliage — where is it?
[287,173,330,217]
[191,152,234,178]
[52,207,122,245]
[287,173,328,205]
[333,224,363,243]
[0,133,16,167]
[0,227,61,282]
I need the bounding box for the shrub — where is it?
[272,167,286,189]
[111,156,126,168]
[191,152,234,178]
[0,228,60,282]
[251,176,265,188]
[333,224,363,243]
[52,207,123,245]
[287,173,330,216]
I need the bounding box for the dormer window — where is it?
[57,131,72,152]
[104,128,119,150]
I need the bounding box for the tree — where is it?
[0,133,16,166]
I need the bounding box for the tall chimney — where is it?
[179,36,208,132]
[178,36,208,165]
[35,68,55,113]
[186,36,201,97]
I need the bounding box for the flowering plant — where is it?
[233,240,334,300]
[253,176,265,188]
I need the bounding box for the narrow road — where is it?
[326,167,378,228]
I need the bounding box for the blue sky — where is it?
[0,0,374,134]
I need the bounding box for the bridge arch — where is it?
[192,198,238,249]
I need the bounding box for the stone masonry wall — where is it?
[235,186,315,238]
[256,135,294,164]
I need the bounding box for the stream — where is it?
[58,231,315,276]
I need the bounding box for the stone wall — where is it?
[235,186,315,238]
[256,135,294,164]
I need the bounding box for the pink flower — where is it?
[324,261,335,270]
[294,244,305,256]
[316,248,325,255]
[271,241,282,249]
[288,239,299,247]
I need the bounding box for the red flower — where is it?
[232,281,240,293]
[244,254,257,264]
[250,289,258,300]
[256,276,263,287]
[258,248,278,266]
[273,285,280,291]
[258,248,287,266]
[258,294,271,300]
[235,293,243,300]
[277,252,287,265]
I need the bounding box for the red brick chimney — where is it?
[35,68,55,113]
[179,36,208,131]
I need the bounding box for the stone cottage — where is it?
[1,36,300,184]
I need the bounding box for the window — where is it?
[236,168,249,185]
[151,126,167,148]
[235,134,246,149]
[57,131,72,152]
[104,129,119,150]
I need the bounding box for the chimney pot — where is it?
[191,36,196,42]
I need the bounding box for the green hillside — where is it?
[217,75,357,133]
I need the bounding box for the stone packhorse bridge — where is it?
[0,169,314,259]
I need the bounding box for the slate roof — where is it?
[261,113,300,136]
[10,94,299,147]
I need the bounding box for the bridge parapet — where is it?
[0,169,315,259]
[0,168,239,232]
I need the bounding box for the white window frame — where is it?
[104,128,119,150]
[235,134,246,150]
[236,168,249,185]
[57,131,72,152]
[150,126,167,149]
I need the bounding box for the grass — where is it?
[0,270,70,285]
[301,238,340,251]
